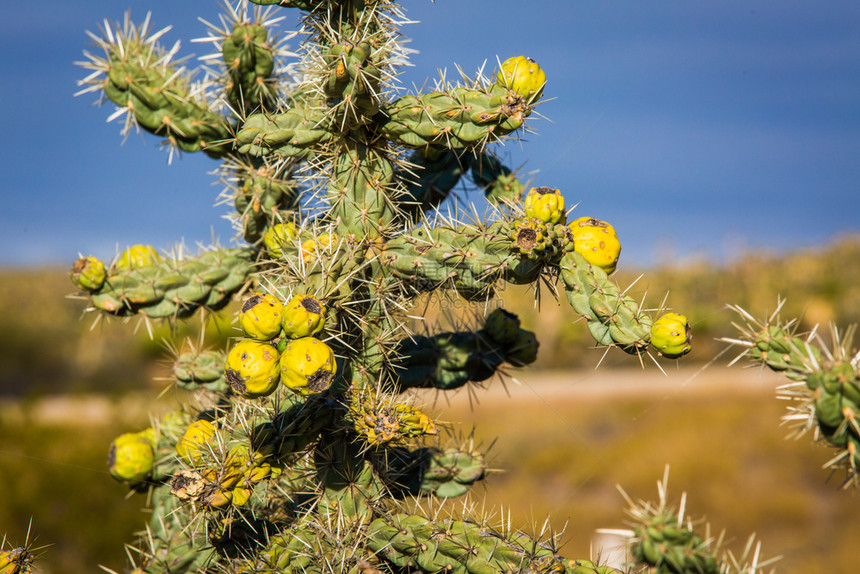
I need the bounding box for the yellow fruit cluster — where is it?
[225,292,336,398]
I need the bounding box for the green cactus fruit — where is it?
[281,294,326,339]
[651,313,692,358]
[175,419,216,465]
[279,336,336,396]
[569,217,621,274]
[113,244,162,272]
[497,55,546,101]
[239,293,284,340]
[70,255,107,291]
[483,308,521,346]
[524,186,566,224]
[505,329,540,366]
[263,221,298,259]
[108,430,155,485]
[379,84,532,149]
[225,340,281,398]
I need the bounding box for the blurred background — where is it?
[1,1,859,573]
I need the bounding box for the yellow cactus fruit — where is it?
[497,55,546,100]
[569,216,621,274]
[231,487,253,507]
[280,336,337,396]
[263,222,297,259]
[281,294,326,339]
[108,431,155,484]
[300,233,338,264]
[225,340,281,398]
[70,255,107,291]
[239,293,284,340]
[176,419,217,465]
[113,244,162,271]
[524,186,566,224]
[651,312,692,358]
[0,547,32,574]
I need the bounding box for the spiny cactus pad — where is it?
[66,1,695,572]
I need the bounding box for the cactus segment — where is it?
[382,446,486,499]
[173,348,229,392]
[399,147,468,219]
[221,21,279,114]
[379,84,533,149]
[468,152,525,205]
[327,142,395,240]
[235,105,333,158]
[559,251,653,352]
[367,513,617,574]
[390,314,534,392]
[231,160,301,244]
[73,248,255,319]
[78,16,232,158]
[727,304,860,486]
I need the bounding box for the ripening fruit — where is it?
[497,55,546,100]
[239,293,283,340]
[0,547,32,574]
[505,329,539,366]
[108,431,155,484]
[225,340,281,398]
[524,186,565,224]
[263,222,297,259]
[280,336,337,396]
[300,233,338,264]
[483,308,521,346]
[70,255,107,291]
[569,217,621,274]
[176,419,216,465]
[650,313,692,358]
[281,294,326,339]
[113,244,162,271]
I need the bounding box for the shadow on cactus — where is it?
[68,2,693,573]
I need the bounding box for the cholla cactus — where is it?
[725,300,860,488]
[69,1,692,572]
[607,468,779,574]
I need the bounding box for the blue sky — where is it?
[1,0,858,268]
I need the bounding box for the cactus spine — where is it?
[67,1,695,572]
